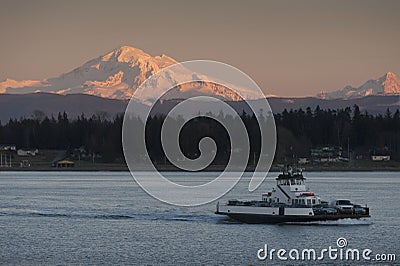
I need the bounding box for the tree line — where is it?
[0,105,399,163]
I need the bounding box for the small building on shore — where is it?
[0,144,16,152]
[371,155,390,161]
[370,147,391,162]
[310,146,342,163]
[54,160,75,168]
[17,149,39,156]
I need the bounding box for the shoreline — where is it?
[1,165,399,172]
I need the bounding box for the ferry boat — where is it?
[215,167,370,224]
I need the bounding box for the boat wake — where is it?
[0,207,217,223]
[281,218,372,226]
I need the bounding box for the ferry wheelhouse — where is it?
[262,170,321,208]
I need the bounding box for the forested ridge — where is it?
[0,105,399,164]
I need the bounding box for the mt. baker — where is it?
[1,46,253,102]
[0,46,178,100]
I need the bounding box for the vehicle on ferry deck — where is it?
[332,199,354,214]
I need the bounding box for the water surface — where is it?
[0,171,398,265]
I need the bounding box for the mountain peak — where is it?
[102,45,148,62]
[382,71,400,95]
[99,45,178,69]
[319,72,400,99]
[116,45,141,51]
[113,45,147,55]
[386,71,396,77]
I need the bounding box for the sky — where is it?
[0,0,399,97]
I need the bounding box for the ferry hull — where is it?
[215,211,371,224]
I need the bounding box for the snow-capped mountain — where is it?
[0,46,178,99]
[0,45,257,102]
[318,72,400,99]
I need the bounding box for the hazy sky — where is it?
[1,0,399,97]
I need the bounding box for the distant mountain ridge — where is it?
[0,93,398,123]
[318,72,400,99]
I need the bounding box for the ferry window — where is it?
[277,198,279,202]
[312,199,316,204]
[291,180,295,185]
[301,199,305,205]
[307,199,311,205]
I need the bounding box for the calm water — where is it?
[0,171,399,265]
